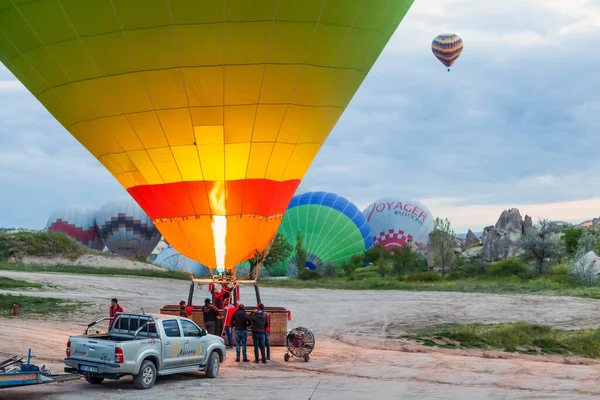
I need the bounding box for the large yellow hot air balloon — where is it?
[0,0,415,279]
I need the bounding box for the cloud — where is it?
[1,0,600,235]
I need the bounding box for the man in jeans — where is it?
[250,303,269,364]
[231,303,249,362]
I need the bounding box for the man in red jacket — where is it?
[109,298,123,330]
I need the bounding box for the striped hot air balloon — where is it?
[432,33,463,71]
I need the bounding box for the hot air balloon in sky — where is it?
[363,197,434,249]
[275,192,372,274]
[0,0,415,280]
[432,33,463,71]
[46,205,104,251]
[96,198,162,259]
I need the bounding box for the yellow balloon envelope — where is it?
[0,0,414,275]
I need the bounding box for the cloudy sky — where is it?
[1,0,600,233]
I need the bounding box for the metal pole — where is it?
[254,283,261,305]
[187,281,195,306]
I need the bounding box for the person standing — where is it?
[264,306,271,360]
[231,304,250,362]
[109,298,123,330]
[202,298,218,335]
[250,303,269,364]
[223,298,237,349]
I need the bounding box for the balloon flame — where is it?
[212,216,227,274]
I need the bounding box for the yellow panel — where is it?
[156,217,217,268]
[224,143,251,180]
[198,145,225,181]
[326,69,366,107]
[146,147,183,183]
[104,73,153,114]
[183,67,223,107]
[280,143,321,180]
[190,107,223,126]
[103,115,144,151]
[127,112,169,149]
[252,105,286,142]
[174,24,223,67]
[224,105,255,144]
[171,145,204,181]
[46,40,98,81]
[111,152,138,172]
[260,64,300,104]
[52,80,119,124]
[70,121,123,156]
[268,22,315,64]
[81,32,137,76]
[37,89,73,127]
[194,126,224,146]
[278,105,311,143]
[265,142,294,180]
[113,171,137,189]
[121,170,148,188]
[157,109,194,146]
[126,27,179,71]
[299,107,344,143]
[141,69,188,110]
[224,65,263,105]
[98,154,124,175]
[246,142,274,178]
[127,150,164,184]
[224,22,271,65]
[291,66,329,106]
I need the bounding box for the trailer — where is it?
[0,349,80,389]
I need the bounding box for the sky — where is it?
[2,0,600,233]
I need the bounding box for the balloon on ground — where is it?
[153,245,210,278]
[432,33,463,71]
[363,197,434,249]
[46,205,104,251]
[0,0,416,278]
[96,198,162,259]
[275,191,373,274]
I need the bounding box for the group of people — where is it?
[178,294,271,364]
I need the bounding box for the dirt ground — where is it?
[2,270,600,399]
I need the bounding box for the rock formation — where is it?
[481,208,531,262]
[463,229,480,249]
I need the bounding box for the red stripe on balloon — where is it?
[127,179,301,220]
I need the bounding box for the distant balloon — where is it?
[153,246,210,278]
[275,192,373,274]
[363,197,434,249]
[46,205,104,251]
[432,33,463,71]
[96,199,161,259]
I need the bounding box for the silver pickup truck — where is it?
[64,313,226,389]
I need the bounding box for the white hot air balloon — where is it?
[363,197,435,249]
[46,205,104,251]
[96,198,162,259]
[153,246,211,278]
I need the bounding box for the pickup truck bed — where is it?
[64,313,226,389]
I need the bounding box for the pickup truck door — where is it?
[179,319,209,366]
[160,319,185,369]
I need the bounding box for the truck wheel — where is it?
[205,351,220,378]
[85,376,104,385]
[133,360,157,389]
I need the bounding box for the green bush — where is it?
[405,271,442,283]
[298,269,320,281]
[319,262,338,278]
[550,264,570,276]
[0,231,86,261]
[445,271,468,280]
[486,259,530,277]
[458,260,486,276]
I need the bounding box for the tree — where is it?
[429,217,456,277]
[364,244,388,264]
[563,227,584,257]
[391,245,416,278]
[341,254,362,278]
[519,218,566,274]
[295,232,307,273]
[247,233,293,279]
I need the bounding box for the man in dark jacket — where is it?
[250,303,269,364]
[202,298,218,335]
[231,303,250,362]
